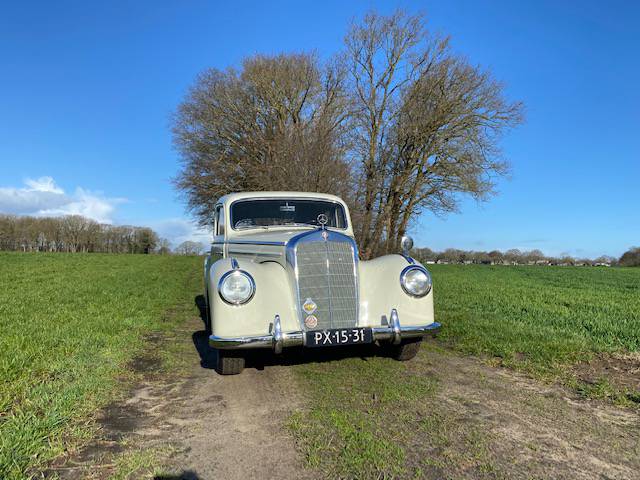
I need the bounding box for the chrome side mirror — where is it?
[400,235,414,256]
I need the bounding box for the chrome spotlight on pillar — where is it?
[400,235,414,257]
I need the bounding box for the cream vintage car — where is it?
[204,192,440,374]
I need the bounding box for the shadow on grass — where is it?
[192,294,394,372]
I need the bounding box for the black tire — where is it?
[385,338,422,361]
[203,289,212,335]
[215,350,245,375]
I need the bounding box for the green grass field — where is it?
[431,265,640,373]
[0,252,201,480]
[1,254,638,479]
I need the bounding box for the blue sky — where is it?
[0,0,638,257]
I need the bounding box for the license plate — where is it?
[305,328,372,347]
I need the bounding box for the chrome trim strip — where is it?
[209,310,441,350]
[209,331,305,349]
[210,334,272,349]
[227,250,283,258]
[399,253,415,264]
[371,322,441,340]
[272,314,283,354]
[389,309,401,345]
[212,240,287,246]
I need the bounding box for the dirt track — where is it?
[49,309,640,480]
[148,343,312,480]
[417,348,640,479]
[124,330,311,480]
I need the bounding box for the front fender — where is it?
[207,258,298,338]
[358,255,434,327]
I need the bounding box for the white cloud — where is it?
[24,176,64,194]
[0,177,212,246]
[0,176,125,224]
[151,218,212,247]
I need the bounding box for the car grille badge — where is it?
[304,315,318,329]
[302,298,317,315]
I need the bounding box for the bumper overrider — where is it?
[209,309,441,353]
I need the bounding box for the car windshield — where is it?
[230,199,347,230]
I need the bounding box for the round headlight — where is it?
[218,270,256,305]
[400,266,432,297]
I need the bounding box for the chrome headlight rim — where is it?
[400,265,432,298]
[217,269,256,305]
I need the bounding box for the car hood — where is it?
[231,228,316,245]
[225,228,311,265]
[225,227,354,265]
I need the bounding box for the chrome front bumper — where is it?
[209,309,441,353]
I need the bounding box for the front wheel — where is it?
[384,338,422,361]
[215,350,245,375]
[202,285,212,335]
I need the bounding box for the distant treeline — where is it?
[411,247,621,267]
[1,213,637,265]
[0,214,167,254]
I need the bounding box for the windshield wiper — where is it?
[234,224,270,230]
[281,222,319,228]
[234,222,318,230]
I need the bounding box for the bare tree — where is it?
[523,249,545,264]
[504,249,522,264]
[175,241,205,256]
[619,247,640,267]
[594,255,615,266]
[135,228,159,254]
[172,11,523,256]
[344,11,523,257]
[61,215,90,253]
[560,255,576,266]
[157,238,172,255]
[487,250,503,263]
[172,53,352,227]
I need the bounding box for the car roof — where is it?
[217,191,347,206]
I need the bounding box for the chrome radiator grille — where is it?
[295,239,358,330]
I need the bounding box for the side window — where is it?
[216,205,226,236]
[213,206,219,236]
